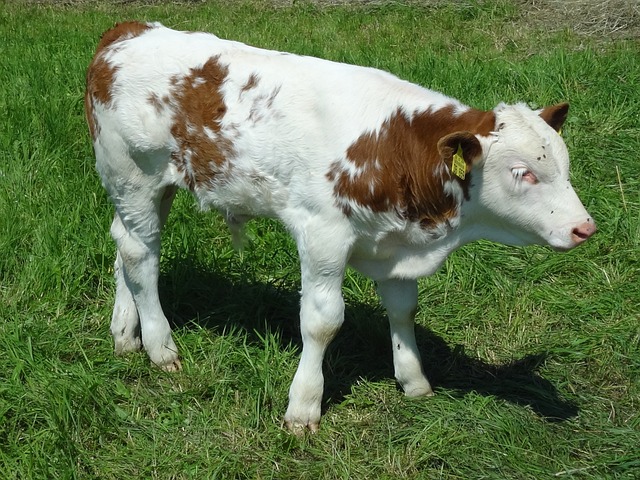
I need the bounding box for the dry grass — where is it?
[266,0,640,39]
[523,0,640,38]
[10,0,640,38]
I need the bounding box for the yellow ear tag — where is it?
[451,144,466,180]
[558,128,563,137]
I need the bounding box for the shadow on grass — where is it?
[159,256,578,422]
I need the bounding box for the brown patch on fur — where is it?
[147,93,168,114]
[327,106,495,228]
[84,87,100,141]
[170,56,233,189]
[85,21,154,140]
[85,49,118,139]
[95,21,153,54]
[241,73,259,93]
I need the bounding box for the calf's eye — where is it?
[511,168,538,184]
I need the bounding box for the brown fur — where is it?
[169,56,233,189]
[95,21,152,54]
[147,93,169,114]
[240,73,260,93]
[327,106,495,228]
[538,103,569,132]
[85,22,153,140]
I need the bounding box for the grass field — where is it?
[0,1,638,478]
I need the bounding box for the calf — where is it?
[85,22,595,432]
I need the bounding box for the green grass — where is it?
[0,1,638,478]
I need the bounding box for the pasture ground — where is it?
[0,1,638,478]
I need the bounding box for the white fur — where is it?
[89,23,594,431]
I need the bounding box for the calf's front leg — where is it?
[283,280,344,433]
[377,279,433,397]
[284,226,349,433]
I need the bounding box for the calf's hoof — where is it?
[148,347,182,372]
[283,405,321,435]
[284,419,319,436]
[155,357,182,372]
[403,381,434,398]
[146,336,181,372]
[114,337,142,355]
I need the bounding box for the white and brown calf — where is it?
[85,22,595,432]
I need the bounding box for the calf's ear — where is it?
[539,102,569,132]
[437,131,482,178]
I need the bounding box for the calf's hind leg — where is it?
[110,221,142,355]
[109,185,180,371]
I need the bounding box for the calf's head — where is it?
[442,103,595,250]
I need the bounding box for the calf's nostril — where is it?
[572,228,589,240]
[571,221,596,243]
